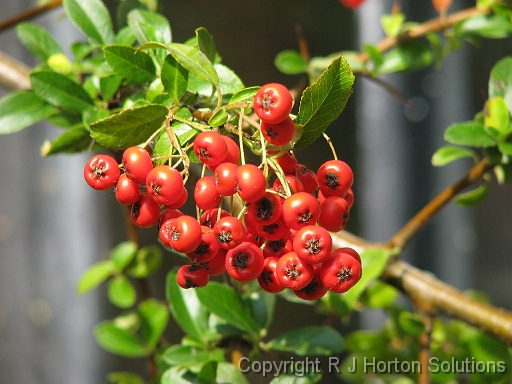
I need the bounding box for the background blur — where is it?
[0,0,511,383]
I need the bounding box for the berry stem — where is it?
[238,108,246,166]
[322,132,338,161]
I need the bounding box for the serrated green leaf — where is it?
[274,50,307,75]
[138,299,169,348]
[294,55,354,150]
[77,260,114,294]
[0,91,56,134]
[196,27,216,63]
[63,0,115,45]
[265,326,344,356]
[16,22,63,62]
[95,321,148,358]
[454,180,490,207]
[107,371,146,384]
[381,13,405,37]
[90,104,168,149]
[126,245,162,278]
[431,145,477,166]
[108,275,137,308]
[111,241,138,272]
[104,45,156,84]
[161,54,188,105]
[30,71,95,112]
[398,311,425,337]
[444,121,496,147]
[380,41,433,73]
[195,282,259,335]
[43,125,92,156]
[128,8,172,46]
[165,270,209,340]
[167,43,219,86]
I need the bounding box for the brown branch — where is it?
[387,157,492,250]
[0,0,63,33]
[0,51,31,91]
[357,6,490,63]
[382,260,512,344]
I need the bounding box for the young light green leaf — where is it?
[444,121,496,147]
[77,260,115,294]
[107,371,146,384]
[90,104,168,149]
[95,321,148,358]
[138,299,169,348]
[265,326,344,356]
[16,22,63,62]
[0,91,56,134]
[30,71,95,112]
[398,311,425,337]
[161,54,188,105]
[110,241,138,272]
[381,12,405,37]
[380,41,433,73]
[294,55,354,150]
[165,271,209,340]
[160,345,225,367]
[125,245,162,278]
[208,108,229,127]
[63,0,115,45]
[488,56,512,99]
[104,45,156,84]
[455,14,512,39]
[196,27,217,63]
[229,86,260,105]
[431,145,477,167]
[195,282,259,335]
[42,125,92,156]
[484,97,510,137]
[454,180,490,207]
[167,43,219,86]
[108,275,137,308]
[274,50,308,75]
[498,141,512,155]
[127,9,172,46]
[365,281,398,309]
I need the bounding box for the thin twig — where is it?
[0,0,63,33]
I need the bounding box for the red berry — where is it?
[146,165,184,205]
[131,192,160,228]
[254,215,290,241]
[202,248,227,276]
[165,187,188,209]
[293,266,329,301]
[320,249,362,293]
[176,264,209,289]
[258,257,285,293]
[261,117,296,146]
[282,192,320,231]
[272,175,304,196]
[318,196,350,232]
[225,242,265,282]
[263,232,294,258]
[254,83,293,124]
[246,191,283,226]
[235,164,267,203]
[317,160,353,198]
[186,226,220,263]
[339,0,365,9]
[213,216,246,250]
[270,150,298,175]
[295,164,318,194]
[115,173,141,205]
[293,225,333,264]
[84,154,120,190]
[200,208,230,228]
[193,131,228,167]
[214,162,238,196]
[167,215,203,254]
[275,252,314,290]
[122,146,153,184]
[194,176,222,210]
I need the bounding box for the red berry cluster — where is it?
[83,82,362,301]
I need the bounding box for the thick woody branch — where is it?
[0,51,31,91]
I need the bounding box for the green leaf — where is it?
[160,345,225,367]
[398,311,425,337]
[90,104,168,149]
[107,371,146,384]
[138,299,169,348]
[126,245,162,278]
[196,27,217,63]
[431,145,477,167]
[381,13,405,37]
[0,91,55,134]
[111,241,138,272]
[30,71,95,112]
[208,109,229,127]
[167,43,219,86]
[161,54,189,105]
[484,97,510,138]
[43,125,92,156]
[444,121,496,147]
[195,282,259,334]
[16,22,63,61]
[362,44,383,68]
[488,56,512,99]
[466,332,511,377]
[100,74,123,103]
[127,9,172,46]
[269,373,322,384]
[294,55,354,150]
[197,361,217,384]
[265,326,344,356]
[498,141,512,155]
[274,50,308,75]
[165,271,209,340]
[364,281,398,308]
[95,321,148,358]
[215,64,244,95]
[229,86,259,105]
[456,14,512,39]
[454,180,490,207]
[380,41,433,73]
[63,0,115,45]
[108,275,137,308]
[104,45,156,84]
[77,260,114,294]
[216,362,250,384]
